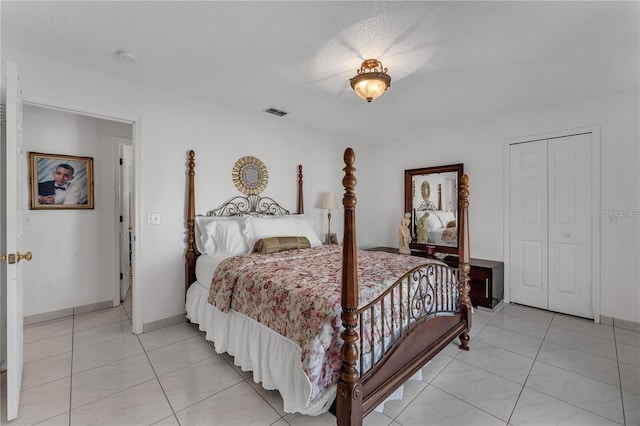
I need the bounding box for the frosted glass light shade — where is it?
[351,76,390,102]
[350,59,391,103]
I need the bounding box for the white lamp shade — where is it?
[320,192,338,210]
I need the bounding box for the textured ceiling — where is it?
[2,1,638,143]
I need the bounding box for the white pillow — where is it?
[434,211,456,226]
[203,217,251,256]
[194,216,245,254]
[424,212,443,231]
[249,215,322,248]
[194,216,213,254]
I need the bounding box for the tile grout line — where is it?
[506,313,625,425]
[471,328,624,390]
[415,323,525,424]
[24,304,633,425]
[613,328,627,426]
[136,333,181,425]
[191,323,285,423]
[147,327,258,424]
[64,308,162,422]
[466,323,543,361]
[428,382,509,424]
[388,325,488,424]
[68,311,75,426]
[505,311,555,426]
[72,306,132,332]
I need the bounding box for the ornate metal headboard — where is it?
[185,150,304,293]
[417,200,437,211]
[204,194,291,217]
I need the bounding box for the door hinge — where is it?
[120,272,123,280]
[120,158,123,165]
[120,216,123,223]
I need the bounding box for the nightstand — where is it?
[467,259,504,309]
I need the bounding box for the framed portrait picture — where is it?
[29,152,94,210]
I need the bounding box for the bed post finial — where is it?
[458,173,472,350]
[338,147,362,426]
[186,150,198,295]
[297,164,304,214]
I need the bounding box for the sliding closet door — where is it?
[547,134,592,318]
[509,140,548,309]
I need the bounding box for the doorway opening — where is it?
[20,104,136,330]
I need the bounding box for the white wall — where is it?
[6,48,637,325]
[3,49,363,326]
[364,88,640,323]
[21,105,132,316]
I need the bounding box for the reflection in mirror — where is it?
[243,166,259,185]
[404,164,463,255]
[413,171,458,246]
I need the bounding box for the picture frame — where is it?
[328,232,338,245]
[29,152,94,210]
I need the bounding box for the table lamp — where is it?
[320,192,338,244]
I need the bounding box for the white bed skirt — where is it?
[186,281,336,415]
[186,280,416,416]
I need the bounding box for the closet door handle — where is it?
[485,278,489,298]
[563,232,570,238]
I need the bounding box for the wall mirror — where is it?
[232,156,269,195]
[404,164,463,255]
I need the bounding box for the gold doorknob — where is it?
[16,251,32,262]
[1,251,32,264]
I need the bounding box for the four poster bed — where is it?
[184,148,472,426]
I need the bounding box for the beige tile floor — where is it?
[2,299,638,425]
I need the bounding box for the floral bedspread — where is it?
[442,226,457,242]
[208,245,443,403]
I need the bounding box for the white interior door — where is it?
[548,134,592,318]
[3,61,27,421]
[509,139,548,309]
[119,144,132,301]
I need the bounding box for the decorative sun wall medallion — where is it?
[232,156,269,195]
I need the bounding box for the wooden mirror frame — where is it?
[404,163,464,255]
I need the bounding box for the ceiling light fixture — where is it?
[350,59,391,103]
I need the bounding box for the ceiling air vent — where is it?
[264,107,288,117]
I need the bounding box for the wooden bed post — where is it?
[458,174,472,350]
[337,148,362,426]
[297,165,304,214]
[185,150,198,294]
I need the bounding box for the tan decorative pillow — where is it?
[253,236,311,254]
[446,220,456,228]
